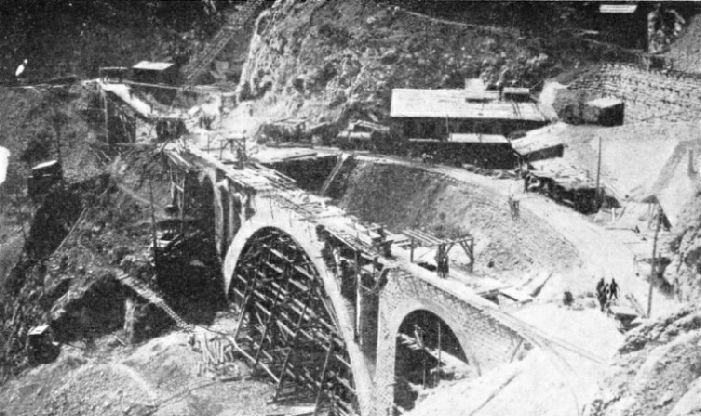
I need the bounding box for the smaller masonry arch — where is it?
[388,298,481,375]
[386,298,481,414]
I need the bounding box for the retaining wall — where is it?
[565,64,701,123]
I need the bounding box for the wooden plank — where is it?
[294,264,315,281]
[288,277,310,292]
[334,353,351,369]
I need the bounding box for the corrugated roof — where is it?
[390,89,548,121]
[133,61,175,71]
[448,133,509,144]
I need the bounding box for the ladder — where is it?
[181,0,266,84]
[320,155,351,196]
[115,271,193,332]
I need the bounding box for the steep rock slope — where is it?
[237,0,612,130]
[589,307,701,416]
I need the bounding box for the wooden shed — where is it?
[132,61,178,85]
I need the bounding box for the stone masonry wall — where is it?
[565,64,701,123]
[373,269,524,416]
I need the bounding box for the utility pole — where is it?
[647,203,662,317]
[52,108,64,171]
[595,135,602,206]
[104,91,109,146]
[148,176,159,273]
[436,320,442,386]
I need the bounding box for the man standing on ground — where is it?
[609,278,619,300]
[596,277,608,312]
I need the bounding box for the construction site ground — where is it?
[0,80,691,416]
[0,324,283,416]
[3,2,701,415]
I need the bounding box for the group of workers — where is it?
[596,277,619,312]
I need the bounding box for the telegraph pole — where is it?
[595,135,602,206]
[52,108,64,171]
[647,203,662,317]
[148,177,159,272]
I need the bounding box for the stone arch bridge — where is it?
[162,144,529,416]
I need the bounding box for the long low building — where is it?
[390,89,552,139]
[407,133,517,169]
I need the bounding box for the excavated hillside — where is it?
[330,159,578,278]
[237,0,635,132]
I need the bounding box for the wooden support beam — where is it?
[334,353,351,369]
[294,264,315,281]
[354,250,361,341]
[275,290,313,401]
[254,268,287,367]
[288,277,310,292]
[253,296,271,315]
[233,277,256,340]
[313,339,335,416]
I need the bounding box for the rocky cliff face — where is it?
[669,190,701,303]
[237,0,572,132]
[589,307,701,416]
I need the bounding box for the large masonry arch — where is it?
[221,195,375,414]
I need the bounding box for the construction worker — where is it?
[509,194,520,220]
[413,324,426,350]
[497,64,511,102]
[609,278,619,300]
[596,277,608,312]
[596,277,606,295]
[435,245,449,278]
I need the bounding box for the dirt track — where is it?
[351,155,678,316]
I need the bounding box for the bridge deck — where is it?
[163,141,506,309]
